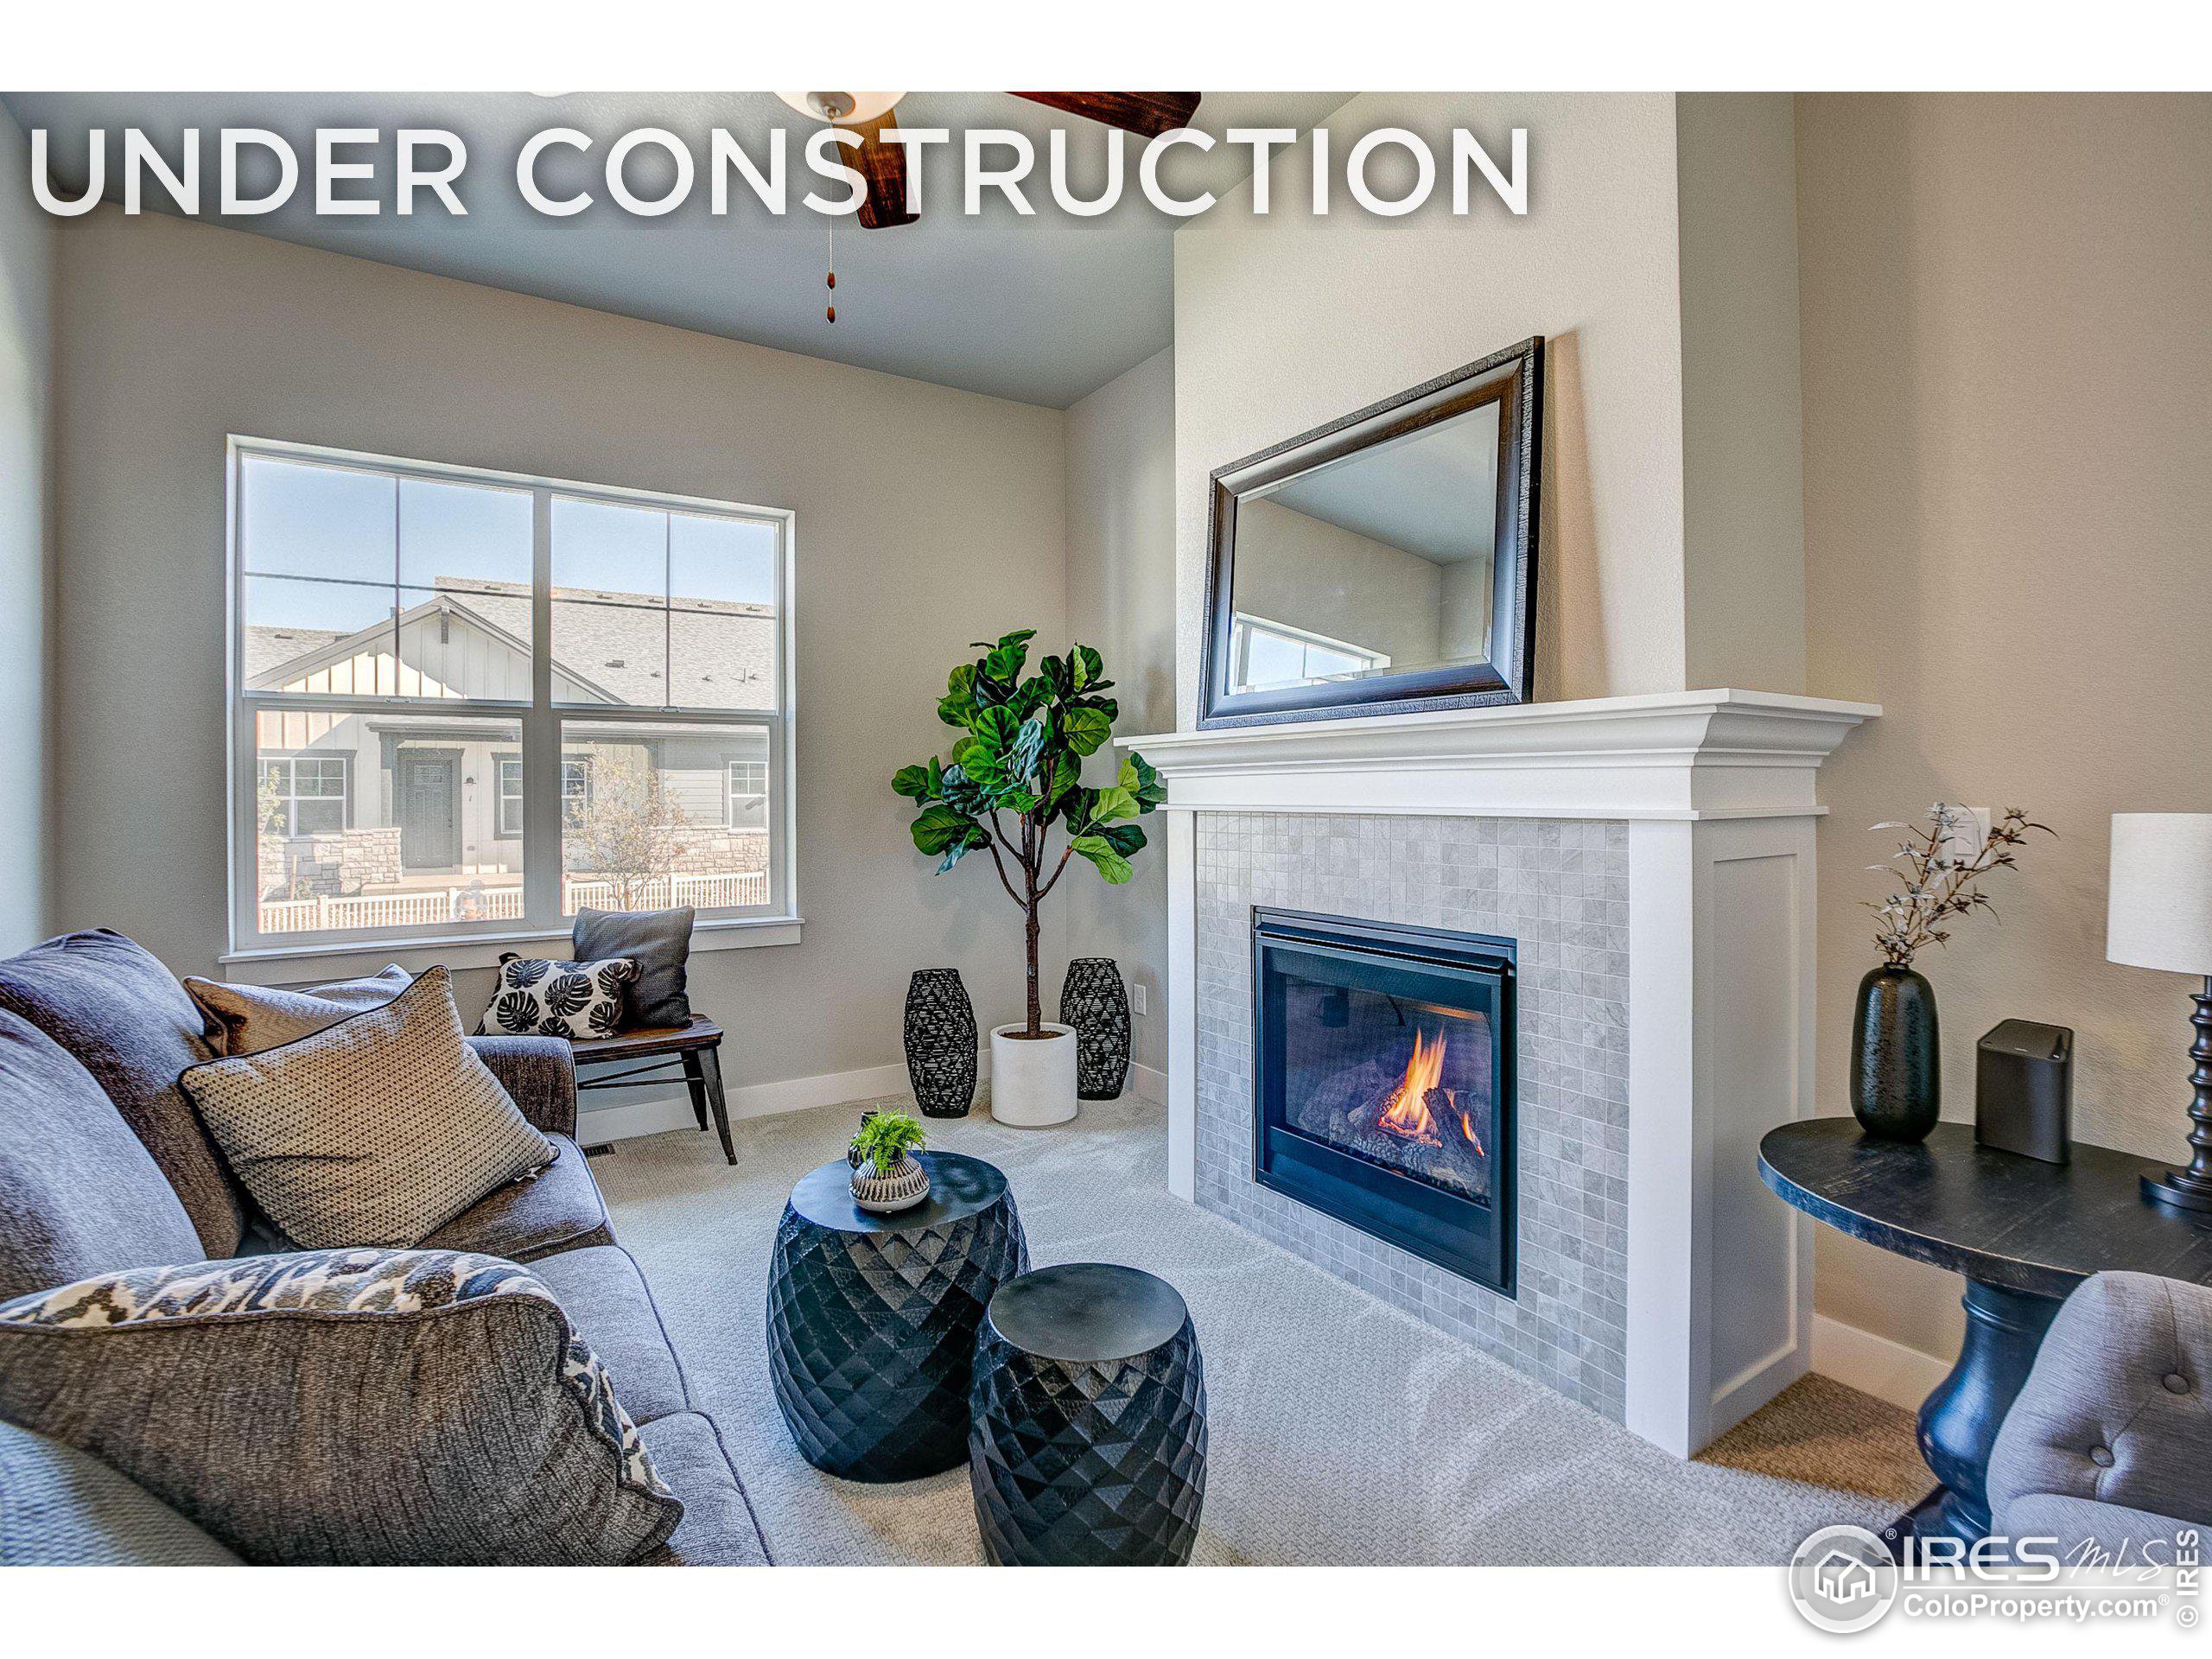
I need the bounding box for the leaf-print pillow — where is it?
[478,956,638,1040]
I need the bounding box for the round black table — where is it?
[969,1262,1208,1567]
[766,1151,1028,1482]
[1759,1119,2212,1546]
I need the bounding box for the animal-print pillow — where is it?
[0,1249,680,1564]
[480,955,638,1040]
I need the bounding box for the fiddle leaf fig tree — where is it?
[893,630,1164,1036]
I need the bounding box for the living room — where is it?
[2,16,2206,1649]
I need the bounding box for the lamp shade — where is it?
[2107,813,2212,975]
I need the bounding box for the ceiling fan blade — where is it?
[848,115,918,230]
[1008,92,1202,138]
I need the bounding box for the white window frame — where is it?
[1228,611,1389,690]
[258,753,352,838]
[223,435,800,982]
[728,759,769,830]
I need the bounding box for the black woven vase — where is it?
[1058,958,1131,1102]
[903,969,978,1118]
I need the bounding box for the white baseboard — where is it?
[1811,1313,1951,1413]
[579,1047,1166,1144]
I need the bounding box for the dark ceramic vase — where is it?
[903,969,977,1118]
[1851,963,1940,1141]
[1059,957,1131,1102]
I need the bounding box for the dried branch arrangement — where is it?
[1866,804,2054,969]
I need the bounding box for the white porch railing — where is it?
[257,870,767,935]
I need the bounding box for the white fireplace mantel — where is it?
[1116,688,1880,822]
[1116,688,1880,1459]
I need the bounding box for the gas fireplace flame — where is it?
[1373,1028,1486,1156]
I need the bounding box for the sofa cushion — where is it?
[0,1009,206,1303]
[181,964,411,1056]
[423,1134,613,1263]
[0,930,241,1257]
[526,1243,689,1425]
[480,953,637,1040]
[0,1417,242,1565]
[634,1412,770,1565]
[573,906,696,1030]
[0,1249,683,1565]
[179,967,555,1249]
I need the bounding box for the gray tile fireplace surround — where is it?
[1194,811,1631,1420]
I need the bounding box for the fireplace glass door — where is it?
[1253,909,1515,1292]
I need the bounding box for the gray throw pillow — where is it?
[0,1249,681,1565]
[178,966,555,1249]
[181,964,413,1056]
[573,906,696,1029]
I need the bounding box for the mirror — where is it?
[1199,337,1541,728]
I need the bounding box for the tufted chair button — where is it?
[2088,1446,2115,1467]
[2164,1373,2191,1395]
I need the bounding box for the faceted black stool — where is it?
[969,1262,1208,1566]
[768,1151,1027,1482]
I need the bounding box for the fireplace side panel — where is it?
[1194,812,1630,1421]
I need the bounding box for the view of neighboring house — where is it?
[246,575,775,932]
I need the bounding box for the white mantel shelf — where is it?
[1116,688,1880,823]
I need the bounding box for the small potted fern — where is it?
[849,1111,931,1214]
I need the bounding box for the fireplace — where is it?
[1251,907,1516,1294]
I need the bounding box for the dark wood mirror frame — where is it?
[1198,335,1543,729]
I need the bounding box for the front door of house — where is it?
[398,750,460,870]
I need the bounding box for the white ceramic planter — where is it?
[988,1022,1079,1127]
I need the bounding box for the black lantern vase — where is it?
[1850,963,1940,1141]
[1059,958,1131,1102]
[903,969,977,1118]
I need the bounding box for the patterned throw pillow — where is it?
[480,954,638,1041]
[0,1249,681,1565]
[179,966,555,1249]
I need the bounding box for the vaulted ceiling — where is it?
[5,90,1351,406]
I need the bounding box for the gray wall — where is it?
[0,108,53,952]
[1677,92,1808,695]
[49,207,1068,1086]
[1063,346,1175,1081]
[1798,92,2212,1363]
[1173,92,1694,721]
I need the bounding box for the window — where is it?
[728,760,767,830]
[229,438,794,955]
[259,754,349,837]
[1228,613,1389,691]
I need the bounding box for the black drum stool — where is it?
[968,1262,1207,1566]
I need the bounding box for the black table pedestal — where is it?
[767,1152,1028,1483]
[1882,1278,2063,1548]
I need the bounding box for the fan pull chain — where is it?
[825,216,836,323]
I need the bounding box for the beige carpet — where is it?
[591,1089,1931,1565]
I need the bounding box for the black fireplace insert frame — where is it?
[1250,907,1516,1295]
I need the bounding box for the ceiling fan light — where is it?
[775,91,906,126]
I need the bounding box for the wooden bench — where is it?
[569,1015,734,1165]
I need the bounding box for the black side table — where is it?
[969,1262,1208,1566]
[767,1151,1028,1482]
[1759,1119,2212,1548]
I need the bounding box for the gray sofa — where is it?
[0,929,767,1566]
[1988,1270,2209,1554]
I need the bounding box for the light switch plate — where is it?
[1132,982,1147,1017]
[1941,806,1993,866]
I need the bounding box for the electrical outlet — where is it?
[1941,807,1993,865]
[1132,982,1147,1017]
